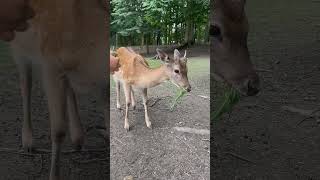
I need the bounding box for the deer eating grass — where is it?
[10,0,108,179]
[210,0,260,96]
[113,47,191,131]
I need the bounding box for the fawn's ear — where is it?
[173,49,181,61]
[180,50,188,63]
[156,48,171,64]
[174,49,188,63]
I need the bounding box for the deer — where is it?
[112,47,191,131]
[210,0,260,96]
[9,0,108,180]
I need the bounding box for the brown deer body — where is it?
[113,47,191,131]
[10,1,108,179]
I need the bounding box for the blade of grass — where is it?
[211,87,240,121]
[170,88,187,111]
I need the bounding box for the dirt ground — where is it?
[212,0,320,180]
[0,42,110,180]
[0,42,210,179]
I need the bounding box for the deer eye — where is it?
[174,69,180,74]
[210,25,223,41]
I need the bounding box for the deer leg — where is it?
[123,83,131,131]
[43,66,67,180]
[17,62,33,152]
[141,88,151,129]
[115,80,121,109]
[131,89,136,110]
[66,82,84,150]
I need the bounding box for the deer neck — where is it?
[139,65,170,88]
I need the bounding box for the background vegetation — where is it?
[110,0,210,48]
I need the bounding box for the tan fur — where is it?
[116,47,150,84]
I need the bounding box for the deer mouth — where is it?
[212,72,260,96]
[170,80,190,92]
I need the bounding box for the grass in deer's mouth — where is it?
[170,87,187,111]
[211,87,240,121]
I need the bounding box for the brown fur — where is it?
[10,1,109,179]
[25,0,107,69]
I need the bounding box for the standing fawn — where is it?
[211,0,260,96]
[113,47,191,131]
[10,1,108,180]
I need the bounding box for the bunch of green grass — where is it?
[170,88,187,111]
[211,87,241,121]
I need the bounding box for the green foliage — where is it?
[111,0,210,47]
[170,88,187,111]
[211,87,241,121]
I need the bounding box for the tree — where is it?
[111,0,209,49]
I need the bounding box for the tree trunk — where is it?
[140,33,144,53]
[115,33,119,48]
[146,34,150,55]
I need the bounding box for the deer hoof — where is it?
[124,124,130,131]
[23,145,33,153]
[22,130,33,152]
[146,121,152,129]
[72,143,83,151]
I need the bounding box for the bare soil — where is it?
[212,0,320,179]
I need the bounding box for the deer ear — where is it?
[156,48,170,63]
[174,49,181,60]
[179,50,188,63]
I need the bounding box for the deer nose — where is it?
[186,86,191,92]
[246,78,260,96]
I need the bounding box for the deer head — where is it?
[156,48,191,92]
[211,0,260,96]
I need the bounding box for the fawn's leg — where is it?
[17,62,33,152]
[66,82,84,150]
[141,88,151,128]
[131,89,136,110]
[115,79,121,109]
[43,65,68,180]
[123,83,131,131]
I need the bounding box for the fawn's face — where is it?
[157,49,191,92]
[211,0,260,96]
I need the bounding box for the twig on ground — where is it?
[73,157,109,164]
[174,127,210,135]
[112,137,125,146]
[187,92,210,100]
[256,68,272,72]
[225,152,255,164]
[282,106,320,117]
[148,96,171,107]
[281,106,320,126]
[197,95,210,100]
[149,98,162,107]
